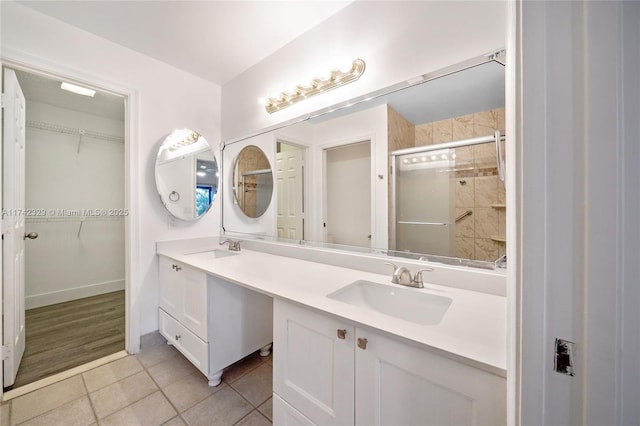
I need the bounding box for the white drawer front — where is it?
[273,394,317,426]
[159,309,208,376]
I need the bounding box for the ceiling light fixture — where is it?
[60,82,96,97]
[263,58,365,114]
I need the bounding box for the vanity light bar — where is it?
[167,129,200,151]
[264,58,366,114]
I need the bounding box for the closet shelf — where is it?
[490,235,506,242]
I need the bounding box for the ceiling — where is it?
[15,70,126,121]
[18,1,353,86]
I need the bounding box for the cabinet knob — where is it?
[175,334,181,341]
[172,264,182,271]
[337,329,347,339]
[357,337,368,350]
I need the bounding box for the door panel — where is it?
[276,145,304,240]
[3,68,27,387]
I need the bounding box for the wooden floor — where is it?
[7,290,125,389]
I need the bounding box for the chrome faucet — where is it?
[385,262,433,288]
[385,262,412,286]
[219,239,241,252]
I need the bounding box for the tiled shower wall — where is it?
[388,106,506,262]
[236,146,271,218]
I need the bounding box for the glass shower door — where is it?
[394,147,456,256]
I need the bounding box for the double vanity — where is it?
[156,237,507,426]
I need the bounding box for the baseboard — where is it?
[25,279,125,309]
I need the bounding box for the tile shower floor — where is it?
[0,334,273,426]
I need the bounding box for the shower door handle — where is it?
[24,232,38,240]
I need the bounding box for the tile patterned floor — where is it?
[0,333,273,426]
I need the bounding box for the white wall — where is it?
[325,142,371,247]
[1,1,222,338]
[518,1,640,424]
[25,101,125,308]
[222,1,506,142]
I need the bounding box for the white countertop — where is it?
[156,243,507,378]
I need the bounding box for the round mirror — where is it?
[233,145,273,218]
[155,129,218,220]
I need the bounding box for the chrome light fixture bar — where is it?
[264,58,366,114]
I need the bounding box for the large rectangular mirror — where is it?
[222,52,506,268]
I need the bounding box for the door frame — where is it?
[320,137,373,247]
[0,52,141,394]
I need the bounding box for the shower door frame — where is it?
[390,131,506,255]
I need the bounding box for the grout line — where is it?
[2,351,128,401]
[80,374,99,425]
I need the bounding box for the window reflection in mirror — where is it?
[233,145,273,218]
[155,129,218,220]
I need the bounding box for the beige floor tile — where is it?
[230,363,272,407]
[89,370,158,419]
[257,397,273,421]
[222,352,264,384]
[1,402,10,426]
[162,416,186,426]
[11,376,86,425]
[163,372,224,413]
[20,396,95,426]
[181,386,252,426]
[99,391,176,426]
[82,356,143,392]
[134,341,180,369]
[140,331,168,349]
[235,410,271,426]
[147,354,199,389]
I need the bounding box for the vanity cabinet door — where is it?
[159,256,181,319]
[354,327,506,426]
[273,299,355,426]
[180,265,208,340]
[158,256,207,341]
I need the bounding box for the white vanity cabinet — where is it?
[158,255,273,386]
[273,299,506,426]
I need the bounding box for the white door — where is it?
[325,141,371,247]
[2,68,27,387]
[276,143,304,240]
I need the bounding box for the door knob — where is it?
[24,232,38,240]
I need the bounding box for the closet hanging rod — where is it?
[391,133,506,157]
[26,120,125,143]
[25,216,124,223]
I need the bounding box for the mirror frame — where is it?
[155,128,218,221]
[221,50,506,269]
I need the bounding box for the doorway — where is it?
[2,67,126,389]
[324,141,372,247]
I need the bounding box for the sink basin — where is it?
[327,280,452,325]
[183,249,238,261]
